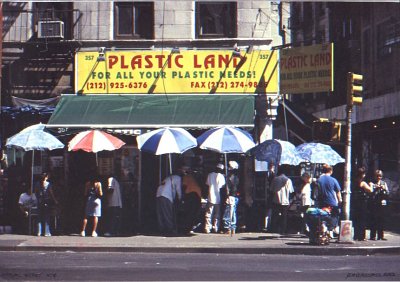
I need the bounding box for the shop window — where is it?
[195,2,237,38]
[114,2,154,39]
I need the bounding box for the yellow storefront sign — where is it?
[75,50,278,94]
[280,43,334,94]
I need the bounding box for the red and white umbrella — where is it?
[68,130,125,153]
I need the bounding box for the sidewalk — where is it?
[1,231,399,256]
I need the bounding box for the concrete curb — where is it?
[1,232,399,256]
[3,245,400,256]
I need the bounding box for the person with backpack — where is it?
[35,173,58,237]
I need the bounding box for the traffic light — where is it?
[312,119,333,142]
[347,72,363,106]
[312,119,346,143]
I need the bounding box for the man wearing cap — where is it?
[204,164,226,233]
[222,161,240,235]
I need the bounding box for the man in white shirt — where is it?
[204,164,226,233]
[18,182,37,234]
[104,176,123,236]
[269,167,294,234]
[156,171,182,236]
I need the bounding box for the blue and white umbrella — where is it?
[197,126,255,181]
[250,139,305,166]
[136,127,197,174]
[296,142,345,166]
[197,126,256,154]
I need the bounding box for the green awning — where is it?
[47,94,255,129]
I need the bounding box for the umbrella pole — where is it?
[224,153,233,235]
[29,150,34,236]
[159,157,162,185]
[169,153,172,175]
[224,153,228,189]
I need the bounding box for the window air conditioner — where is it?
[38,21,64,39]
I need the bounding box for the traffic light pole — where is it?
[343,104,352,221]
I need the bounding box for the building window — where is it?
[34,2,73,39]
[317,2,326,17]
[363,29,370,66]
[114,2,154,39]
[377,20,400,58]
[195,2,237,38]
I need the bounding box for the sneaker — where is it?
[204,230,210,234]
[36,234,41,237]
[92,231,98,237]
[44,233,51,237]
[80,231,85,237]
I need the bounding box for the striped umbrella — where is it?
[136,127,197,174]
[68,130,125,153]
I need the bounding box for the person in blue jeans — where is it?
[222,161,240,235]
[35,173,58,236]
[316,164,342,234]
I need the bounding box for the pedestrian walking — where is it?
[204,163,226,234]
[35,173,58,237]
[80,177,103,237]
[351,167,372,241]
[104,175,122,237]
[369,169,389,240]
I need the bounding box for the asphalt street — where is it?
[0,251,399,281]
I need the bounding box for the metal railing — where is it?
[3,8,82,43]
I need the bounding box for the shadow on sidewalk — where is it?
[238,234,308,241]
